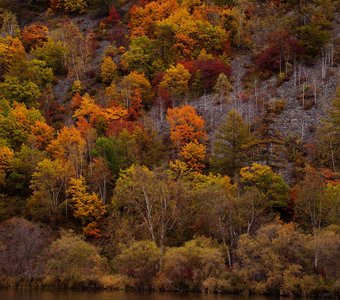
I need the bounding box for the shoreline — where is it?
[0,279,338,299]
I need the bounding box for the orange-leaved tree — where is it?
[129,0,179,38]
[166,105,207,149]
[73,94,127,129]
[28,120,55,150]
[22,24,49,50]
[128,89,144,121]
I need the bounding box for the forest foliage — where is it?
[0,0,339,296]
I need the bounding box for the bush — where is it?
[235,223,310,294]
[265,99,287,115]
[115,240,161,288]
[281,264,304,296]
[256,31,302,73]
[104,6,120,25]
[297,84,317,110]
[202,277,232,293]
[46,230,106,287]
[160,237,225,291]
[99,274,134,290]
[181,58,231,95]
[256,46,281,72]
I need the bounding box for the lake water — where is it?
[0,291,278,300]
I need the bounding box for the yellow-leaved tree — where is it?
[47,126,86,178]
[159,63,191,106]
[29,158,73,224]
[67,176,106,237]
[101,56,117,84]
[179,141,206,172]
[0,145,14,185]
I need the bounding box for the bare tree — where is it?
[294,166,340,270]
[0,218,49,278]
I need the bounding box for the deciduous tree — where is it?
[179,141,206,172]
[317,84,340,171]
[29,158,73,224]
[113,165,181,254]
[0,217,47,277]
[159,63,190,106]
[101,56,117,84]
[47,126,86,178]
[0,145,13,185]
[22,24,49,50]
[28,120,55,150]
[294,166,340,270]
[166,105,207,149]
[0,76,41,106]
[120,71,154,108]
[31,39,68,75]
[67,176,106,237]
[0,100,45,150]
[240,163,289,213]
[0,10,20,38]
[6,145,46,197]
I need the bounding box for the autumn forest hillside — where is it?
[0,0,339,296]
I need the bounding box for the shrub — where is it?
[99,274,134,290]
[256,46,281,72]
[182,58,231,95]
[46,230,106,287]
[202,277,233,293]
[265,99,287,115]
[115,240,161,288]
[71,80,82,94]
[297,84,316,110]
[161,237,225,291]
[256,30,302,73]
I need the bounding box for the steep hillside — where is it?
[0,0,339,296]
